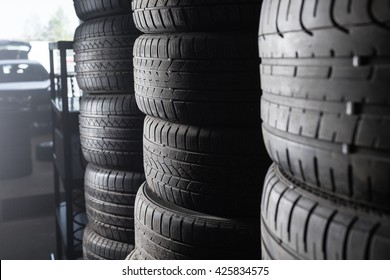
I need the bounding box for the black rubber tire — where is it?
[134,33,260,126]
[143,116,269,217]
[134,182,261,260]
[84,164,145,243]
[73,14,140,94]
[83,247,105,260]
[35,141,53,162]
[74,0,132,21]
[80,94,144,171]
[125,247,154,260]
[131,0,262,33]
[82,224,134,260]
[0,110,32,179]
[124,250,135,260]
[259,0,390,210]
[86,204,134,236]
[261,164,390,260]
[0,147,32,179]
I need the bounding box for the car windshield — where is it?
[0,63,49,83]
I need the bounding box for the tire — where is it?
[0,110,32,179]
[134,182,261,260]
[131,0,262,33]
[143,116,269,217]
[259,0,390,209]
[261,164,390,260]
[74,0,132,21]
[80,94,144,171]
[35,141,53,162]
[124,250,135,260]
[125,248,154,260]
[86,203,134,237]
[73,14,140,94]
[84,164,145,243]
[83,247,105,260]
[82,224,134,260]
[134,33,260,126]
[0,147,32,179]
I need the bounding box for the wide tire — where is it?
[82,224,134,260]
[259,0,390,209]
[134,33,260,126]
[143,116,269,217]
[74,0,132,21]
[80,94,144,171]
[84,164,145,243]
[134,182,261,260]
[74,14,140,94]
[132,0,262,33]
[261,164,390,260]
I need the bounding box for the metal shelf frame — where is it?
[49,41,86,260]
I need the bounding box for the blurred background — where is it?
[0,0,79,70]
[0,0,79,259]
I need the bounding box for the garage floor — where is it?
[0,133,56,260]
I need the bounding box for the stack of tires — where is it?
[258,0,390,259]
[72,0,145,260]
[127,0,269,260]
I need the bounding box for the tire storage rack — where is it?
[127,0,269,260]
[50,41,87,259]
[72,0,146,260]
[258,0,390,259]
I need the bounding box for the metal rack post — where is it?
[49,41,86,260]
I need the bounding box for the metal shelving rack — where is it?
[49,41,86,260]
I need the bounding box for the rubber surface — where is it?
[134,33,260,126]
[82,224,134,260]
[132,0,262,33]
[143,116,269,217]
[74,14,140,94]
[0,110,32,179]
[259,0,390,209]
[84,164,145,243]
[74,0,132,21]
[125,247,154,260]
[80,94,144,171]
[0,146,32,179]
[134,182,261,260]
[261,164,390,260]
